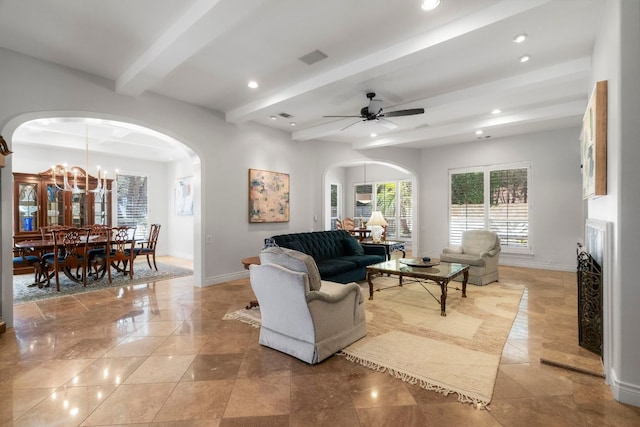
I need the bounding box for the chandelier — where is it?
[49,125,118,197]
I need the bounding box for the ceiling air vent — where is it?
[298,49,328,66]
[279,112,293,118]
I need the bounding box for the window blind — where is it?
[116,174,149,239]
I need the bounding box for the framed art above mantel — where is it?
[581,80,607,199]
[248,168,290,223]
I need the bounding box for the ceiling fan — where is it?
[323,92,424,131]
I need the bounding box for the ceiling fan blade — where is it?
[323,115,364,118]
[341,120,364,131]
[375,118,398,129]
[382,108,425,118]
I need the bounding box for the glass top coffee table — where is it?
[366,258,470,316]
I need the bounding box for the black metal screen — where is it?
[577,245,603,357]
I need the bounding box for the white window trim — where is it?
[448,162,532,254]
[353,179,412,241]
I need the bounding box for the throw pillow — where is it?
[343,237,364,256]
[260,246,322,291]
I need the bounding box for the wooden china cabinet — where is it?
[13,165,113,244]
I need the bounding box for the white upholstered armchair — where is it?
[440,230,501,285]
[249,246,367,364]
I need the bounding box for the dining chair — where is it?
[50,227,91,291]
[342,217,355,230]
[94,226,137,283]
[13,245,51,288]
[86,224,111,278]
[135,224,161,270]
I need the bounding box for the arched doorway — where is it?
[1,113,204,328]
[322,159,419,255]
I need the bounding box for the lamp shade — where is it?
[366,211,388,227]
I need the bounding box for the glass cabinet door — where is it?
[17,182,39,232]
[46,184,64,226]
[94,191,108,225]
[70,191,87,228]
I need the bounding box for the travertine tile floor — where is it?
[1,257,639,426]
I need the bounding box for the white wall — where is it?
[168,158,195,259]
[418,128,583,270]
[589,0,640,406]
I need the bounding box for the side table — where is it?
[241,256,260,309]
[360,239,406,261]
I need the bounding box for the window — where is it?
[330,183,341,230]
[353,180,412,239]
[449,163,530,252]
[117,174,149,239]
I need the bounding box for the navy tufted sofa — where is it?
[269,230,386,284]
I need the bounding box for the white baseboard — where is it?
[499,256,574,272]
[202,270,249,287]
[610,368,640,407]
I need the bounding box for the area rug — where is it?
[223,277,524,407]
[13,260,193,305]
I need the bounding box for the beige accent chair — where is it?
[440,230,501,285]
[249,246,367,364]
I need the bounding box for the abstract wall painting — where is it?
[175,176,194,215]
[248,168,290,223]
[581,80,607,199]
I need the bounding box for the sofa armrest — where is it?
[442,246,464,254]
[307,281,363,304]
[363,245,386,257]
[479,246,501,258]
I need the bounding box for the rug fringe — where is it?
[338,352,490,409]
[222,309,261,328]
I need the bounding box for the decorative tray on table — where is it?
[399,258,440,268]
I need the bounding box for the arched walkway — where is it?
[322,159,419,255]
[1,113,204,328]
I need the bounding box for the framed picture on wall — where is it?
[580,80,607,199]
[248,168,290,223]
[175,176,194,215]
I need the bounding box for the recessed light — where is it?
[491,109,501,115]
[247,81,259,89]
[519,55,531,63]
[370,133,377,138]
[270,115,277,120]
[513,33,527,43]
[421,0,441,11]
[475,130,483,135]
[290,122,296,127]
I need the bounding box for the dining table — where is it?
[14,235,125,286]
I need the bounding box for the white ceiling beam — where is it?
[116,0,268,96]
[352,100,584,150]
[225,0,552,124]
[292,58,590,141]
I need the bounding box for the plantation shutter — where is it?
[354,184,373,223]
[449,171,485,245]
[375,182,396,237]
[489,168,529,248]
[330,183,341,230]
[116,174,149,239]
[399,180,412,239]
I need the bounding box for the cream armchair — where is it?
[440,230,501,285]
[249,246,367,364]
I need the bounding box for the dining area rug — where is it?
[13,260,193,305]
[223,277,524,407]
